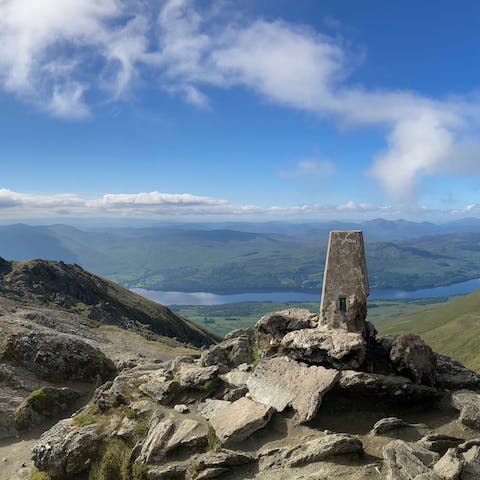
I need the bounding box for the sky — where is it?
[1,0,480,222]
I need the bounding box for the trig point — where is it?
[319,230,369,333]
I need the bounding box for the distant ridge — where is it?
[0,257,219,347]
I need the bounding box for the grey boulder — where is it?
[451,390,480,430]
[390,334,437,385]
[382,439,440,480]
[280,328,366,370]
[260,433,363,470]
[246,356,338,423]
[209,397,273,446]
[32,418,100,479]
[255,309,316,345]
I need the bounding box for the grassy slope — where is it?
[378,290,480,371]
[172,298,447,337]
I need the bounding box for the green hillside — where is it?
[3,224,480,293]
[378,289,480,371]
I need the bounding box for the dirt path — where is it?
[0,433,37,480]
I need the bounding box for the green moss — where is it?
[125,408,137,420]
[28,388,61,415]
[207,425,219,451]
[196,378,219,393]
[28,467,51,480]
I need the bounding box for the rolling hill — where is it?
[378,289,480,371]
[2,222,480,293]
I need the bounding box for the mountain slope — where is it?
[378,289,480,370]
[0,257,218,347]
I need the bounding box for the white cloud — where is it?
[0,186,476,222]
[0,0,480,195]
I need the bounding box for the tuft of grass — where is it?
[28,467,50,480]
[88,438,131,480]
[207,425,219,451]
[133,420,149,439]
[125,408,137,420]
[73,405,99,427]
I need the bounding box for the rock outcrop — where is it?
[24,307,480,480]
[246,356,338,423]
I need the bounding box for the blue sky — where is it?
[1,0,480,222]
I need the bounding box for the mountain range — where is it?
[2,220,480,293]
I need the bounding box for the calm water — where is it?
[133,277,480,306]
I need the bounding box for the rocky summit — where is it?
[4,232,480,480]
[21,307,480,480]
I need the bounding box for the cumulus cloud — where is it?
[1,0,480,196]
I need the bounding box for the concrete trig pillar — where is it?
[319,230,369,333]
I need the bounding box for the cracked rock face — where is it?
[246,356,338,424]
[281,328,366,370]
[209,397,274,446]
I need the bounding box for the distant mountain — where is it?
[378,289,480,371]
[0,257,218,347]
[2,221,480,293]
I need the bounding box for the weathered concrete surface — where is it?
[319,231,369,334]
[246,356,339,423]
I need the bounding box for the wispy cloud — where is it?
[0,187,477,221]
[0,0,480,198]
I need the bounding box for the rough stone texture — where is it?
[390,334,437,385]
[224,328,254,341]
[0,331,115,382]
[14,386,80,431]
[319,231,369,334]
[174,404,189,414]
[433,448,463,480]
[281,328,366,370]
[259,434,363,470]
[371,417,411,436]
[198,399,231,421]
[209,397,273,445]
[451,390,480,430]
[220,367,251,388]
[434,353,480,390]
[189,449,258,479]
[32,418,100,479]
[382,440,440,480]
[246,356,338,423]
[138,413,208,463]
[177,364,219,388]
[139,370,180,404]
[335,370,440,405]
[255,309,316,345]
[146,464,188,479]
[462,444,480,479]
[418,434,464,455]
[200,332,255,369]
